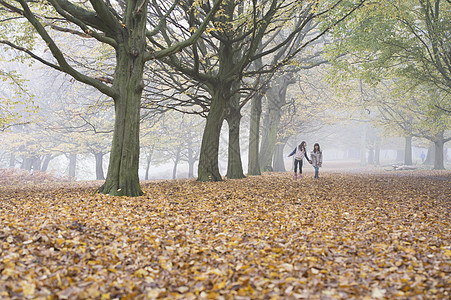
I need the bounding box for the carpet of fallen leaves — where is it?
[0,170,450,299]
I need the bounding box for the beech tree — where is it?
[0,0,222,196]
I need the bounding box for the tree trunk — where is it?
[144,147,153,180]
[97,6,148,196]
[172,146,182,179]
[259,74,293,171]
[145,156,151,180]
[396,149,405,162]
[424,145,434,165]
[433,139,445,170]
[68,153,76,179]
[198,90,226,181]
[375,138,381,165]
[273,142,286,172]
[187,146,195,178]
[247,57,264,176]
[41,154,54,172]
[248,91,263,175]
[94,152,105,180]
[360,126,367,166]
[31,156,41,171]
[368,148,374,165]
[225,81,245,179]
[22,157,34,171]
[404,135,413,165]
[9,153,15,168]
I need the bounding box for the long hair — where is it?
[298,141,306,151]
[313,143,321,153]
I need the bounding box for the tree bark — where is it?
[424,145,434,165]
[404,135,413,165]
[197,89,226,181]
[247,58,264,176]
[97,4,148,196]
[225,81,245,179]
[433,139,445,170]
[248,92,263,175]
[94,152,105,180]
[68,153,76,179]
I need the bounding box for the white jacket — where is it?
[310,151,322,167]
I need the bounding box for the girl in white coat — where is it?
[310,143,323,179]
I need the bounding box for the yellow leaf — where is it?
[134,268,148,277]
[21,281,35,297]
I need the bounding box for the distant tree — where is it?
[328,0,450,93]
[0,63,37,131]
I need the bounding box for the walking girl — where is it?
[310,143,323,179]
[288,141,311,179]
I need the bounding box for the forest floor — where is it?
[0,170,450,299]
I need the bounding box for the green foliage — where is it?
[327,0,450,91]
[0,68,38,131]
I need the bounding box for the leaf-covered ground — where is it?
[1,171,450,299]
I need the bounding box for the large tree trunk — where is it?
[404,135,413,165]
[259,106,281,172]
[94,152,105,180]
[433,139,445,170]
[198,90,226,181]
[225,81,245,179]
[97,5,147,196]
[68,153,76,179]
[273,142,287,172]
[247,57,264,176]
[198,33,233,181]
[248,92,263,175]
[424,145,434,165]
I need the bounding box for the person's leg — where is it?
[294,159,298,178]
[314,166,319,178]
[299,160,303,178]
